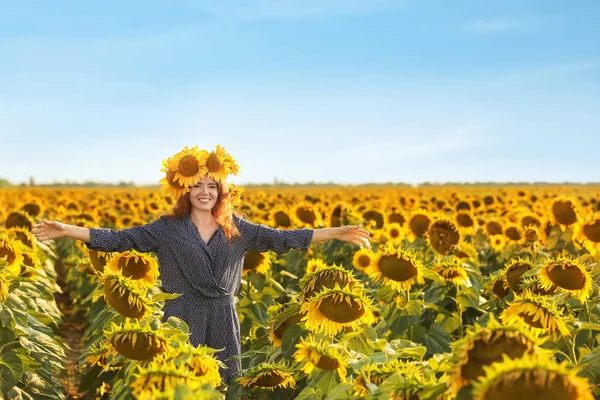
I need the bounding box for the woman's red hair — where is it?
[158,180,242,240]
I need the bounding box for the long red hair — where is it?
[158,180,242,240]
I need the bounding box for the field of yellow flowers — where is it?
[1,185,600,399]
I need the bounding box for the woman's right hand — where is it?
[32,219,67,241]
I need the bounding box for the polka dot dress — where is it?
[85,214,314,383]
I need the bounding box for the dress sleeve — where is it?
[234,216,314,256]
[84,217,165,253]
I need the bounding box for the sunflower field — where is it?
[1,185,600,399]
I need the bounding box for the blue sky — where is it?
[1,0,599,185]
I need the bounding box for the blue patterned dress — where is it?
[85,214,314,383]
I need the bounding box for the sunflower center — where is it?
[524,229,539,242]
[428,221,460,255]
[552,201,578,225]
[243,251,265,270]
[296,207,317,225]
[505,227,522,241]
[461,332,533,382]
[357,255,371,268]
[390,228,401,239]
[522,216,541,228]
[318,295,365,323]
[409,214,430,238]
[456,213,474,228]
[120,257,151,280]
[480,370,578,400]
[253,372,285,388]
[206,153,223,172]
[273,313,304,340]
[378,255,418,282]
[112,332,166,361]
[363,210,384,230]
[316,355,340,371]
[104,280,146,319]
[7,212,32,230]
[274,211,292,228]
[486,221,503,236]
[178,155,201,176]
[303,272,354,299]
[583,220,600,242]
[439,268,463,280]
[547,263,586,290]
[506,263,532,292]
[388,212,405,225]
[22,203,41,217]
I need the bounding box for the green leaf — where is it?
[457,286,480,310]
[281,324,307,360]
[151,292,182,302]
[326,383,354,400]
[403,300,423,317]
[315,370,338,395]
[341,326,378,355]
[0,350,23,392]
[295,387,322,400]
[412,323,451,355]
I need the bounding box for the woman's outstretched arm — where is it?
[310,225,371,249]
[32,218,164,253]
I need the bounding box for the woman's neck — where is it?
[190,209,218,227]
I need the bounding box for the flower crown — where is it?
[159,145,242,205]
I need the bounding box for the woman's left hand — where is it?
[334,226,372,249]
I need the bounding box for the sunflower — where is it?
[365,245,425,292]
[0,234,24,276]
[426,218,461,255]
[503,258,534,292]
[455,211,477,234]
[362,209,385,230]
[491,274,510,298]
[406,210,431,240]
[159,159,190,200]
[500,291,571,338]
[131,361,205,397]
[101,271,152,319]
[472,354,593,400]
[238,362,296,391]
[354,359,425,397]
[538,256,592,301]
[299,263,358,300]
[166,145,207,187]
[575,212,600,254]
[451,316,540,391]
[106,250,159,288]
[5,210,34,230]
[490,235,506,252]
[268,301,305,347]
[433,260,469,285]
[384,222,405,246]
[519,225,544,248]
[242,250,272,275]
[485,220,504,236]
[548,196,580,228]
[83,341,121,371]
[7,227,36,250]
[104,320,169,361]
[228,183,244,208]
[200,145,239,182]
[0,274,10,301]
[87,248,114,275]
[293,202,323,228]
[20,199,44,218]
[293,335,348,381]
[158,342,224,388]
[504,224,523,243]
[352,248,374,272]
[301,284,378,336]
[269,205,293,229]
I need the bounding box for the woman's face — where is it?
[189,176,219,211]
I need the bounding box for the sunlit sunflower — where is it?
[238,362,296,391]
[7,227,36,250]
[454,240,478,263]
[86,248,114,275]
[158,342,224,387]
[83,340,121,371]
[200,145,240,182]
[166,145,207,187]
[269,205,293,229]
[485,220,504,236]
[548,196,580,228]
[455,211,477,235]
[106,250,159,288]
[305,258,328,274]
[539,256,592,301]
[433,260,469,285]
[575,212,600,254]
[520,213,542,230]
[362,209,385,230]
[491,274,510,298]
[242,250,272,275]
[490,235,506,252]
[384,222,405,246]
[293,202,323,228]
[299,262,358,300]
[519,225,544,248]
[406,210,431,241]
[500,291,571,338]
[503,258,534,292]
[365,245,425,292]
[451,315,540,391]
[228,183,244,208]
[301,284,378,336]
[101,271,152,319]
[352,247,374,272]
[0,274,11,301]
[472,354,593,400]
[0,234,24,276]
[104,319,169,361]
[426,218,461,255]
[159,159,190,200]
[20,199,45,218]
[268,301,305,347]
[504,223,523,243]
[354,359,425,397]
[131,361,205,397]
[5,210,34,230]
[293,335,348,381]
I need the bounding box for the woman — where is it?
[32,157,371,384]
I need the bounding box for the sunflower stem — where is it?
[570,331,578,365]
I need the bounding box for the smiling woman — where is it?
[30,144,371,386]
